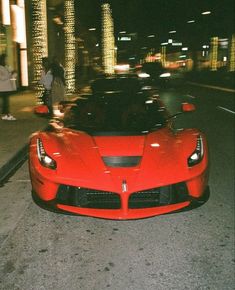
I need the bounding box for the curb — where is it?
[0,124,50,186]
[0,143,29,186]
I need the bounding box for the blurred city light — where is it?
[229,34,235,71]
[219,38,229,49]
[31,0,48,90]
[11,5,25,44]
[17,0,28,86]
[101,3,116,74]
[172,42,182,46]
[202,11,211,15]
[114,64,130,71]
[20,50,29,86]
[160,72,171,78]
[64,0,76,93]
[210,36,218,71]
[118,36,131,41]
[138,72,150,78]
[53,16,63,25]
[161,46,166,67]
[1,0,234,90]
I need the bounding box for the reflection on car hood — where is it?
[39,128,199,191]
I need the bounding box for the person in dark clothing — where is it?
[49,60,66,116]
[39,57,53,107]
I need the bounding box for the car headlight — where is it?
[159,72,171,78]
[138,73,150,78]
[36,138,57,169]
[187,135,204,167]
[141,85,152,90]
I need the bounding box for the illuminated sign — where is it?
[219,38,228,49]
[172,42,182,46]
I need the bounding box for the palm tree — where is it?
[64,0,76,93]
[31,0,48,87]
[101,2,116,74]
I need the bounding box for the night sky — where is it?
[75,0,235,41]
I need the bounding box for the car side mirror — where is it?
[181,103,196,112]
[168,102,196,121]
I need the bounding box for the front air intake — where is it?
[129,182,189,208]
[56,185,121,209]
[102,156,141,167]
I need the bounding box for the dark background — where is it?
[75,0,235,40]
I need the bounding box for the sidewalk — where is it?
[0,86,88,184]
[0,90,49,183]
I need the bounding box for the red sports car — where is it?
[29,93,209,219]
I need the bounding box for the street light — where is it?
[201,11,211,15]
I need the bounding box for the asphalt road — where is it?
[0,83,234,290]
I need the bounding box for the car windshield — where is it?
[62,94,168,135]
[91,77,142,93]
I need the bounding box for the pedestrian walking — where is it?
[0,54,17,121]
[49,60,66,116]
[39,57,53,108]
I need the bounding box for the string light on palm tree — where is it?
[229,34,235,72]
[101,3,116,74]
[210,36,218,71]
[31,0,48,102]
[64,0,76,94]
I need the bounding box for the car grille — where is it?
[56,185,121,209]
[56,182,189,210]
[129,183,189,209]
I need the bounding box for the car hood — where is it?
[39,128,201,192]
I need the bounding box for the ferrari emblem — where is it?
[122,180,128,192]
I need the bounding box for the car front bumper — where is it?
[32,185,210,220]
